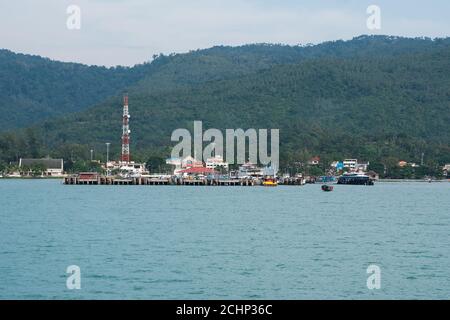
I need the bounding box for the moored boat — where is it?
[337,173,374,185]
[262,177,278,187]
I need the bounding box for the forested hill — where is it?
[127,35,450,96]
[2,35,450,131]
[11,42,450,167]
[0,49,153,130]
[1,35,450,169]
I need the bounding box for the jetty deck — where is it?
[64,175,305,186]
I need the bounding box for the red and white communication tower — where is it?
[121,94,131,164]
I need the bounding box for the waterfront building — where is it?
[166,156,204,175]
[238,162,264,178]
[443,164,450,177]
[19,158,64,177]
[356,161,370,172]
[181,156,204,168]
[343,159,358,170]
[103,160,121,172]
[178,167,216,179]
[119,161,148,177]
[205,155,229,171]
[166,157,182,175]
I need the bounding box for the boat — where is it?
[262,177,278,187]
[321,185,334,192]
[320,176,336,183]
[337,172,374,185]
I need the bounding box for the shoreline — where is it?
[1,176,448,183]
[378,179,449,183]
[0,176,65,180]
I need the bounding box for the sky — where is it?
[1,0,450,66]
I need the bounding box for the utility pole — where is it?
[421,152,425,166]
[106,143,110,176]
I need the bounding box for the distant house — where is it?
[398,161,408,167]
[398,161,420,168]
[443,164,450,177]
[19,158,64,176]
[178,167,216,178]
[205,155,229,170]
[343,159,358,170]
[308,156,320,166]
[166,156,204,175]
[181,156,204,169]
[238,162,264,178]
[356,161,370,172]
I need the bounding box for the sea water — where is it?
[0,179,449,299]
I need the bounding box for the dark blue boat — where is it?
[337,173,374,185]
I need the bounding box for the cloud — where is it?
[0,0,449,66]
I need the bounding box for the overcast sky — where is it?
[1,0,449,66]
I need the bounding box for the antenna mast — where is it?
[121,94,130,164]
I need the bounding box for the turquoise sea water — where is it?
[0,179,449,299]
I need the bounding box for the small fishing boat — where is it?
[321,185,334,192]
[263,177,278,187]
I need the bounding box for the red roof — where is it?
[178,167,216,174]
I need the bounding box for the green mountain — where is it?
[1,36,450,173]
[3,35,449,131]
[0,49,154,130]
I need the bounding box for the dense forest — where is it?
[0,36,449,177]
[3,35,450,130]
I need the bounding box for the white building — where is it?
[356,161,370,172]
[19,158,64,176]
[443,164,450,177]
[166,156,204,175]
[104,161,120,171]
[343,159,358,170]
[181,156,204,168]
[119,161,148,177]
[238,162,264,178]
[205,155,229,170]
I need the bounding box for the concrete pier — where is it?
[64,175,286,186]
